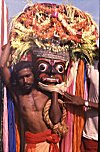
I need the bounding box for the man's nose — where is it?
[24,77,28,82]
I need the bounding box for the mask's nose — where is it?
[50,66,56,76]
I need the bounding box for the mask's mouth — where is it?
[42,77,60,84]
[38,81,66,94]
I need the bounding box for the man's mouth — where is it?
[24,84,32,89]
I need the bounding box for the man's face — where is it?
[33,58,66,85]
[17,68,34,90]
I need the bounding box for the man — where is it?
[0,40,68,152]
[81,60,99,152]
[65,60,99,152]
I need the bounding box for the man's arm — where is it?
[64,92,98,109]
[0,40,11,85]
[0,40,18,105]
[38,81,98,109]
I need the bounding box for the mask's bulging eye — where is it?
[38,63,48,72]
[56,65,65,73]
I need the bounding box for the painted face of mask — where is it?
[33,58,66,85]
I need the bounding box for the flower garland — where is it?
[10,3,98,65]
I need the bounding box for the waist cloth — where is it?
[25,129,60,152]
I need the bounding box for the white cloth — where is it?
[83,60,99,141]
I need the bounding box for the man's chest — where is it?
[17,90,49,111]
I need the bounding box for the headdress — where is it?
[9,3,98,65]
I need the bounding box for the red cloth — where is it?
[81,137,98,152]
[25,129,60,152]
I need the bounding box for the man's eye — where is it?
[26,74,32,77]
[56,65,65,73]
[38,63,48,72]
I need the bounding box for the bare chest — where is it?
[17,90,49,112]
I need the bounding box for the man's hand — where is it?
[64,92,85,106]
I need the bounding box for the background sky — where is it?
[5,0,99,26]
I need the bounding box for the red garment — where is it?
[25,130,60,152]
[81,137,98,152]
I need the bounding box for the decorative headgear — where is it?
[10,3,98,65]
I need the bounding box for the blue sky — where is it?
[5,0,99,26]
